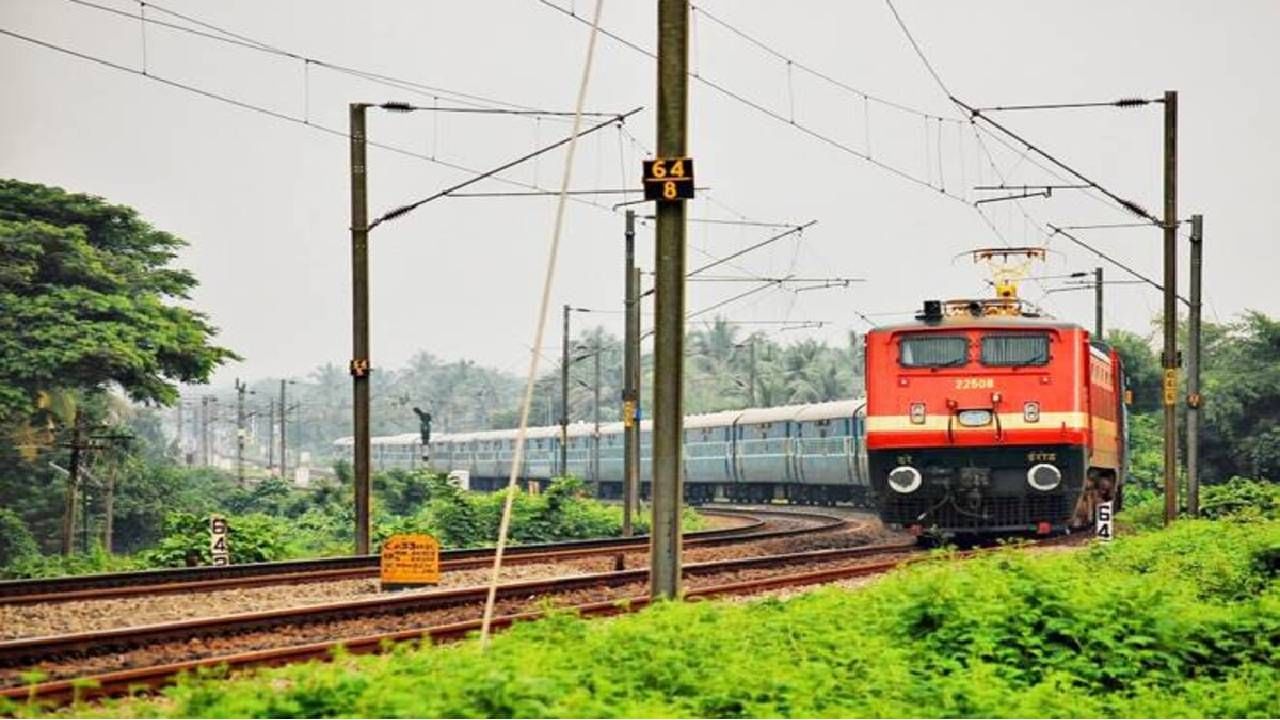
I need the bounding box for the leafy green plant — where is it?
[61,518,1279,718]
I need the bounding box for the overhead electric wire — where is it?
[1048,225,1188,305]
[68,0,558,116]
[953,97,1160,225]
[687,221,818,277]
[0,25,621,214]
[689,3,958,122]
[536,0,977,207]
[369,108,641,229]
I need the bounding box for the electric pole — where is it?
[622,210,640,537]
[1161,90,1179,526]
[350,102,372,555]
[748,338,757,406]
[1094,267,1104,341]
[175,400,183,462]
[593,342,601,486]
[651,0,689,600]
[560,303,571,478]
[267,399,275,471]
[1186,214,1203,516]
[60,408,84,555]
[279,379,296,482]
[235,379,247,486]
[200,396,213,467]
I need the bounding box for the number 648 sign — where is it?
[642,157,695,201]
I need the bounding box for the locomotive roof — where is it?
[873,314,1084,334]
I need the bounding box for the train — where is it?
[864,297,1127,536]
[334,399,872,506]
[334,294,1127,538]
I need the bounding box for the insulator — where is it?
[1114,98,1150,108]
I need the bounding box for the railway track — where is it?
[0,508,843,606]
[0,538,922,706]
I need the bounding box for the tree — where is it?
[1106,329,1161,413]
[0,179,236,421]
[0,179,236,553]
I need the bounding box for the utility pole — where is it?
[267,399,276,471]
[747,339,757,406]
[235,379,247,486]
[1093,266,1104,341]
[200,396,212,467]
[175,400,183,461]
[1161,90,1179,526]
[60,408,84,556]
[593,343,601,486]
[622,210,640,537]
[279,379,294,483]
[102,463,116,554]
[350,102,372,555]
[1186,214,1203,516]
[560,304,571,478]
[651,0,689,599]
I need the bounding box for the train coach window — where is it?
[981,334,1050,366]
[899,335,968,368]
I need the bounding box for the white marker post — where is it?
[210,515,230,565]
[1096,501,1114,542]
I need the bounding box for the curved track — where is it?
[0,537,920,705]
[0,508,843,605]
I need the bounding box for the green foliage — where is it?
[375,474,678,549]
[1,545,141,580]
[0,508,38,565]
[1106,328,1162,413]
[0,178,236,420]
[69,519,1280,718]
[139,512,288,567]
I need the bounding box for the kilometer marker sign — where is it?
[210,515,230,566]
[1096,501,1114,542]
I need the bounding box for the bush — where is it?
[0,507,37,566]
[140,512,289,567]
[71,518,1279,718]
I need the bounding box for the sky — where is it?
[3,0,1277,392]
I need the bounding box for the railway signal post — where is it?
[1161,90,1178,526]
[650,0,691,600]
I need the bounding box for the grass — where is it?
[16,516,1279,718]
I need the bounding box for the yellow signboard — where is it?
[380,533,440,589]
[1162,369,1178,406]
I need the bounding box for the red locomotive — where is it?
[864,290,1126,537]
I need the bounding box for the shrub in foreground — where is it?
[35,518,1278,719]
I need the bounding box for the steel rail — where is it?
[0,546,923,707]
[0,536,904,671]
[0,508,837,604]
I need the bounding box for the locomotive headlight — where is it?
[957,409,992,427]
[909,403,926,424]
[887,465,922,494]
[1027,463,1061,491]
[1024,401,1041,423]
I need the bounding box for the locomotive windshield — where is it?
[981,334,1050,366]
[899,335,968,367]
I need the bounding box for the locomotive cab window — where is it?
[981,334,1050,366]
[899,335,968,368]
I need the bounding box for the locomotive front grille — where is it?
[881,492,1071,530]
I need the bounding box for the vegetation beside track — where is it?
[1,474,690,579]
[16,512,1276,718]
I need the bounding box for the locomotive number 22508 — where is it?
[954,377,995,390]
